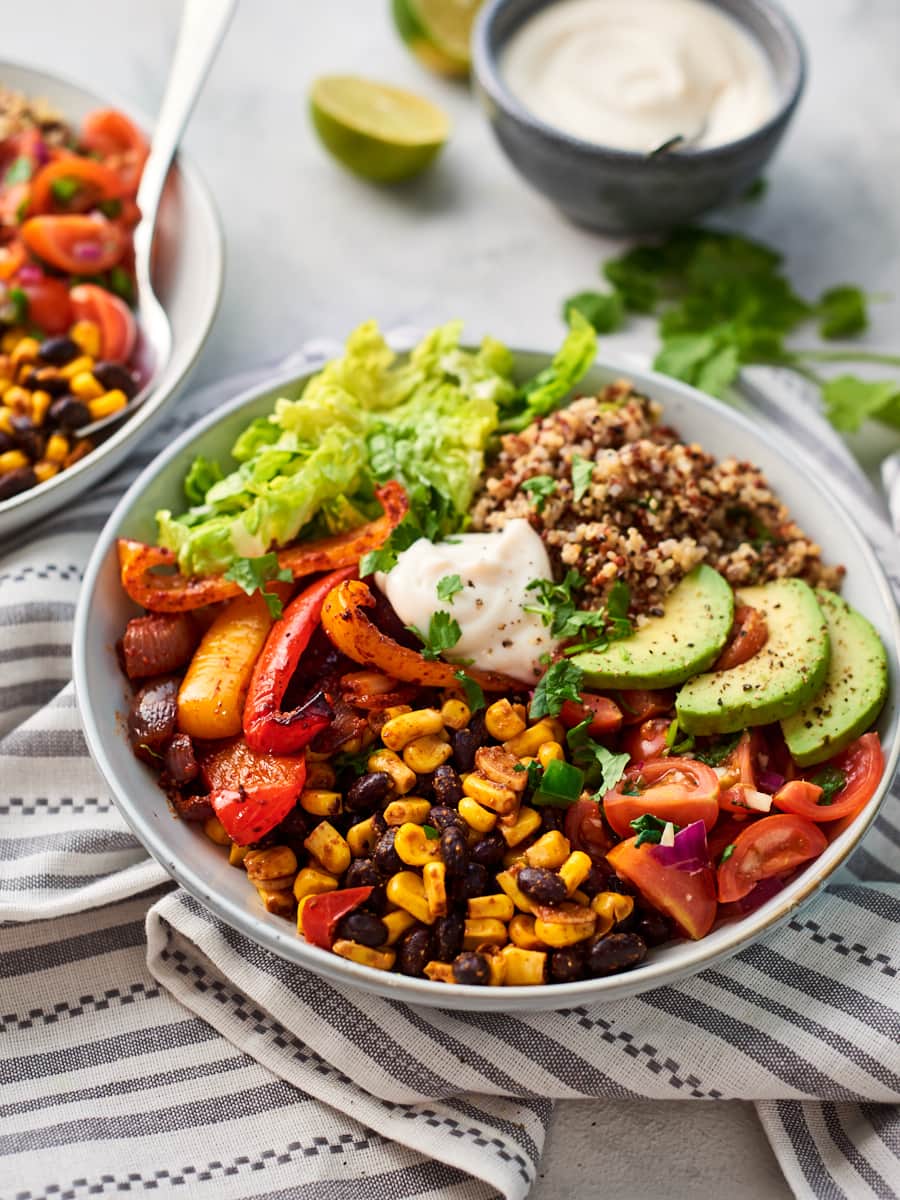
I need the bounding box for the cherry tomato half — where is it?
[81,109,149,196]
[718,730,765,817]
[564,797,612,861]
[716,813,827,903]
[559,693,623,737]
[607,835,718,939]
[70,282,137,362]
[604,756,720,839]
[777,733,884,824]
[712,605,768,671]
[19,277,73,335]
[0,239,27,280]
[616,688,675,726]
[620,717,671,762]
[21,214,126,274]
[28,155,124,215]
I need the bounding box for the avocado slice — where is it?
[676,577,830,735]
[573,564,734,689]
[781,589,888,766]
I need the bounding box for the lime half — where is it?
[393,0,482,77]
[310,75,450,183]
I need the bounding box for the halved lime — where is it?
[392,0,483,77]
[309,75,450,183]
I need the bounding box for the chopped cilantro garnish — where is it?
[9,287,29,324]
[333,746,371,777]
[562,289,625,334]
[630,813,679,848]
[530,660,583,719]
[810,765,847,806]
[223,553,292,618]
[524,572,632,655]
[694,732,742,766]
[437,573,464,604]
[521,474,557,512]
[453,669,485,713]
[664,716,695,756]
[422,824,440,840]
[407,610,462,661]
[720,843,736,863]
[571,452,594,502]
[4,155,32,185]
[566,719,631,795]
[50,176,81,202]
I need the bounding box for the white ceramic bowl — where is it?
[0,61,223,540]
[74,351,900,1011]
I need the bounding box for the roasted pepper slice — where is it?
[202,738,307,845]
[300,886,373,949]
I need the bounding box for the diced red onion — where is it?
[757,768,785,794]
[650,819,709,872]
[17,263,43,284]
[73,241,102,262]
[34,138,49,166]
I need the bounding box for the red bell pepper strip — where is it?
[244,566,356,754]
[202,738,307,845]
[117,481,408,612]
[300,887,373,949]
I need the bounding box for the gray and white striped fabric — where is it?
[1,348,898,1200]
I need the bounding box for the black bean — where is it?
[607,873,635,896]
[0,466,37,500]
[373,828,404,877]
[93,360,138,397]
[469,830,506,866]
[397,927,431,977]
[346,771,390,813]
[451,861,490,903]
[414,772,435,800]
[550,947,585,984]
[451,727,484,774]
[344,858,379,889]
[370,811,387,839]
[540,807,566,833]
[587,932,647,977]
[429,805,463,831]
[517,866,568,906]
[432,763,463,807]
[48,395,91,431]
[336,910,387,948]
[433,912,465,961]
[273,806,308,842]
[22,368,68,396]
[440,825,469,878]
[0,430,15,454]
[580,860,617,898]
[452,951,490,986]
[37,335,80,365]
[635,909,671,947]
[10,414,44,461]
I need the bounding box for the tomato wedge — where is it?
[300,887,373,950]
[70,282,137,361]
[616,689,675,725]
[21,214,125,274]
[81,109,149,195]
[607,835,718,939]
[776,733,884,823]
[716,813,827,903]
[620,717,671,762]
[28,155,124,214]
[564,797,612,860]
[712,605,768,671]
[603,756,720,838]
[718,730,765,816]
[559,693,623,737]
[18,277,72,334]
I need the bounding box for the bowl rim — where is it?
[0,56,224,520]
[472,0,807,163]
[73,350,900,1010]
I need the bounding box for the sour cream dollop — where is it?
[376,519,559,682]
[501,0,777,153]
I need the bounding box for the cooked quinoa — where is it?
[471,382,843,614]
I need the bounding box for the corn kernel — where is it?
[538,741,565,767]
[245,845,297,882]
[59,354,95,380]
[64,437,93,467]
[591,891,635,935]
[0,379,11,400]
[476,744,527,792]
[4,386,31,413]
[0,329,24,353]
[254,884,295,918]
[88,389,128,420]
[30,389,51,426]
[303,821,351,876]
[533,909,596,947]
[496,869,537,914]
[347,815,382,858]
[467,894,515,922]
[525,831,571,870]
[509,913,547,950]
[305,761,336,789]
[45,433,69,464]
[300,789,342,817]
[69,319,101,357]
[499,944,547,986]
[381,707,443,751]
[485,698,526,741]
[483,946,508,986]
[70,371,104,400]
[382,704,412,721]
[386,871,433,924]
[332,939,396,971]
[559,850,593,895]
[458,795,498,833]
[381,909,416,945]
[463,917,508,950]
[424,960,455,983]
[383,797,431,826]
[367,748,417,795]
[0,406,11,434]
[499,807,541,847]
[10,336,39,369]
[32,461,58,483]
[293,867,339,902]
[394,821,442,867]
[440,698,471,730]
[228,843,249,868]
[423,860,448,919]
[504,719,565,759]
[402,732,452,774]
[462,772,518,815]
[571,889,591,907]
[501,846,527,869]
[202,816,230,846]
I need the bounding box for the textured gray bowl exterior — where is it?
[472,0,807,233]
[74,351,899,1012]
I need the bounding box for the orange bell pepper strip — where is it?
[117,481,408,612]
[244,566,356,755]
[320,577,522,692]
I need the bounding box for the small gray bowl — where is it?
[472,0,806,233]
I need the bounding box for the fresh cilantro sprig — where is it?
[694,731,742,767]
[407,610,462,661]
[630,813,679,848]
[453,669,485,713]
[223,553,292,618]
[810,765,847,806]
[566,719,630,796]
[521,475,557,512]
[523,574,632,655]
[563,226,900,433]
[437,574,464,604]
[530,660,584,719]
[571,453,594,502]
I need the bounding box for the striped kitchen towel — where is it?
[1,347,898,1200]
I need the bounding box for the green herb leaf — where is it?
[9,287,29,324]
[810,765,847,806]
[501,310,597,432]
[720,843,736,862]
[333,746,372,777]
[4,155,33,185]
[571,452,594,503]
[817,285,868,340]
[563,289,625,334]
[630,813,679,848]
[566,719,631,794]
[408,610,462,661]
[530,660,583,719]
[742,177,768,203]
[822,376,900,433]
[223,553,292,618]
[50,176,81,203]
[98,197,122,219]
[422,824,440,840]
[360,545,396,576]
[453,668,485,713]
[694,732,742,767]
[109,264,135,304]
[664,715,695,756]
[602,256,660,313]
[521,474,557,512]
[437,573,464,604]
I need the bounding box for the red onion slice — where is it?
[650,819,709,872]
